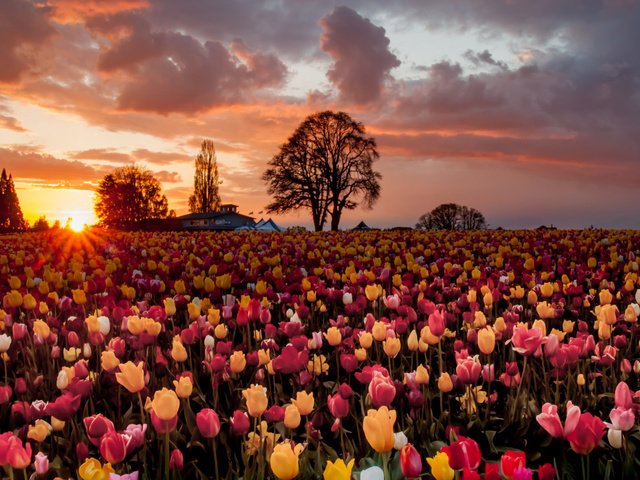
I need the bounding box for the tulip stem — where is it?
[137,392,148,476]
[164,432,170,478]
[212,438,220,480]
[382,451,390,480]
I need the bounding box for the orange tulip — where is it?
[115,361,145,393]
[363,406,396,453]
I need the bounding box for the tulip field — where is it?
[2,228,640,480]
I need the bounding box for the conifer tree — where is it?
[0,168,28,231]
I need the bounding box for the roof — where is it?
[178,211,255,221]
[255,218,282,232]
[353,221,371,230]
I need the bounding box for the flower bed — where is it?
[0,228,639,479]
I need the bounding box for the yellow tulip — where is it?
[23,293,37,310]
[365,284,379,302]
[358,332,373,349]
[33,319,50,339]
[101,350,120,372]
[372,321,387,341]
[415,364,430,385]
[242,384,268,417]
[173,376,193,398]
[284,404,301,429]
[151,388,180,420]
[323,458,355,480]
[230,350,247,373]
[477,326,495,355]
[437,373,453,393]
[291,391,314,416]
[115,361,145,393]
[72,289,87,305]
[324,327,342,347]
[78,458,115,480]
[270,442,303,480]
[362,406,396,453]
[407,330,419,351]
[164,297,176,316]
[427,452,454,480]
[171,336,188,362]
[383,337,401,358]
[27,419,52,442]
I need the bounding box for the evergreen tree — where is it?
[188,139,222,213]
[0,168,28,232]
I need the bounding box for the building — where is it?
[254,218,282,232]
[177,204,256,231]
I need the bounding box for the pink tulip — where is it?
[368,372,396,407]
[456,357,482,384]
[196,408,221,438]
[428,310,446,337]
[100,431,128,464]
[34,452,49,475]
[607,407,635,431]
[615,381,633,409]
[536,403,563,438]
[510,327,543,356]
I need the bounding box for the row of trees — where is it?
[3,111,486,232]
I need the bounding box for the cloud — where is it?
[70,148,131,163]
[131,148,192,165]
[85,12,287,114]
[320,6,400,104]
[155,170,182,183]
[0,0,55,83]
[44,0,150,23]
[0,146,100,183]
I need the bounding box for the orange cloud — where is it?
[45,0,150,23]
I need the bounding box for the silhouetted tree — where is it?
[416,203,487,230]
[263,111,381,231]
[32,216,50,231]
[188,139,221,213]
[0,168,28,232]
[94,165,169,230]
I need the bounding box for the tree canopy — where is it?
[0,168,28,232]
[94,165,170,230]
[263,111,382,231]
[416,203,487,230]
[188,139,222,213]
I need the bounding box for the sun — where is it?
[68,217,86,232]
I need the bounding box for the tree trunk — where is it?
[330,209,341,231]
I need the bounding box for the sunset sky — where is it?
[1,0,639,229]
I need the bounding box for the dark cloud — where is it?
[320,6,400,104]
[85,12,287,114]
[0,0,55,83]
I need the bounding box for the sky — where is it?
[1,0,639,230]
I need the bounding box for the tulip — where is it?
[537,464,556,480]
[499,451,526,479]
[324,327,342,346]
[291,391,314,415]
[100,431,127,464]
[270,442,303,480]
[456,357,482,384]
[359,332,373,348]
[438,373,453,393]
[196,408,221,438]
[614,381,633,409]
[151,388,180,420]
[169,448,183,470]
[115,362,145,393]
[442,436,481,470]
[365,284,379,302]
[363,406,396,453]
[400,443,422,477]
[510,327,543,356]
[243,384,268,417]
[427,451,454,480]
[33,319,50,339]
[284,404,301,429]
[477,326,495,354]
[27,419,52,442]
[171,336,188,362]
[34,451,49,475]
[323,458,355,480]
[230,409,250,435]
[566,412,606,455]
[415,364,430,384]
[229,350,247,373]
[0,333,11,352]
[101,351,120,372]
[360,466,385,480]
[428,310,446,337]
[173,376,193,398]
[78,458,115,480]
[368,373,396,407]
[383,337,401,358]
[608,428,623,448]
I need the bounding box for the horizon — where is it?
[1,0,639,230]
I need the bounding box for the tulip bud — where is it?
[400,443,422,478]
[577,374,586,386]
[437,373,453,393]
[170,448,184,470]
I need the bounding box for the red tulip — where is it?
[100,430,128,464]
[500,451,526,479]
[45,392,81,420]
[1,434,32,469]
[484,462,500,480]
[566,412,605,455]
[400,443,422,477]
[0,385,11,404]
[428,310,446,336]
[455,358,482,385]
[368,373,396,407]
[170,448,184,470]
[230,409,250,435]
[538,463,556,480]
[196,408,221,438]
[442,436,481,471]
[151,411,179,434]
[84,414,116,446]
[461,468,481,480]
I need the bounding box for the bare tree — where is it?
[263,111,381,231]
[189,139,222,213]
[416,203,487,230]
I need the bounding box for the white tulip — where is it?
[343,292,353,305]
[360,466,384,480]
[204,335,215,348]
[393,431,408,450]
[0,333,11,353]
[97,316,110,336]
[608,428,623,449]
